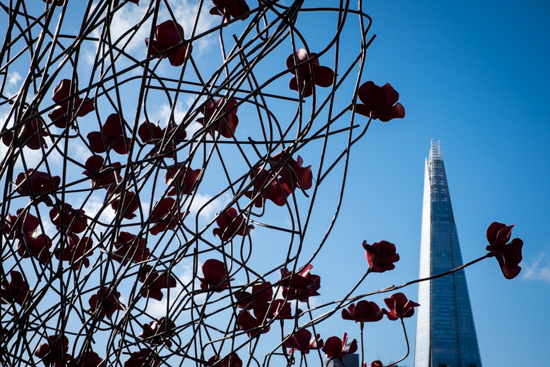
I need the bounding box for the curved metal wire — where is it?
[0,1,430,366]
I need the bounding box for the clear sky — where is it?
[323,1,550,366]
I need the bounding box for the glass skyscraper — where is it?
[414,141,482,367]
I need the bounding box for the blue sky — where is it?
[323,1,550,365]
[1,1,548,366]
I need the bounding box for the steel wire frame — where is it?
[0,0,405,366]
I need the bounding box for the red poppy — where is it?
[50,204,87,234]
[124,349,161,367]
[165,164,201,196]
[4,208,40,242]
[34,335,72,367]
[485,222,523,279]
[2,117,48,150]
[48,79,95,128]
[82,155,122,190]
[149,197,186,235]
[138,265,177,301]
[280,264,321,302]
[54,234,94,270]
[287,49,335,98]
[112,231,150,265]
[139,317,176,348]
[207,353,243,367]
[198,259,232,292]
[237,308,270,337]
[322,332,357,361]
[266,299,302,320]
[69,351,104,367]
[270,152,312,192]
[371,361,383,367]
[110,191,140,219]
[146,20,192,67]
[285,329,323,354]
[17,233,52,264]
[235,282,273,315]
[244,168,292,207]
[87,113,131,154]
[342,300,385,323]
[1,270,29,305]
[88,286,124,320]
[212,207,254,241]
[210,0,250,22]
[383,292,419,321]
[289,329,323,353]
[362,240,400,273]
[15,169,61,205]
[196,98,239,138]
[352,81,405,122]
[138,121,186,157]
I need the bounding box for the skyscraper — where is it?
[414,141,482,367]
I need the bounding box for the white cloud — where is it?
[189,192,230,220]
[521,253,550,283]
[8,71,22,86]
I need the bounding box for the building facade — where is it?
[414,141,482,367]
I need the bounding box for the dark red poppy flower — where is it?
[287,49,335,98]
[149,197,186,235]
[210,0,250,22]
[112,231,150,265]
[146,20,192,67]
[198,259,232,292]
[235,282,273,315]
[280,264,321,302]
[87,114,131,154]
[342,300,385,323]
[270,152,313,192]
[88,286,124,320]
[212,208,254,241]
[237,309,270,337]
[48,79,95,128]
[138,121,186,157]
[2,117,48,150]
[15,169,61,206]
[362,240,400,273]
[17,233,52,264]
[266,299,302,320]
[50,204,87,234]
[207,353,243,367]
[353,81,405,122]
[138,265,177,301]
[196,98,239,138]
[139,317,176,348]
[1,270,29,305]
[124,349,161,367]
[165,164,200,196]
[82,155,122,190]
[371,361,383,367]
[322,333,357,361]
[244,168,292,207]
[4,208,40,242]
[54,234,94,270]
[35,335,72,367]
[486,222,523,279]
[69,351,104,367]
[383,292,419,321]
[110,191,140,219]
[285,329,323,354]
